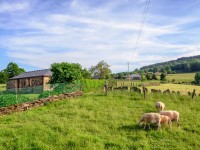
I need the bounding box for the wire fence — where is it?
[0,82,81,108]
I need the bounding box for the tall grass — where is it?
[147,83,200,95]
[81,79,105,92]
[0,91,199,149]
[167,73,195,83]
[0,84,6,91]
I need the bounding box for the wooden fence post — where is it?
[104,81,108,96]
[192,89,196,99]
[130,83,132,92]
[80,84,82,92]
[143,86,147,99]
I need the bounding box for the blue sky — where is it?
[1,0,200,73]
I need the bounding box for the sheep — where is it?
[138,113,161,130]
[159,110,180,126]
[155,101,165,111]
[160,115,172,128]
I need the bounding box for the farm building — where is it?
[7,69,52,93]
[128,74,141,80]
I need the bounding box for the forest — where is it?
[139,55,200,73]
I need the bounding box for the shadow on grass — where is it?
[119,124,159,131]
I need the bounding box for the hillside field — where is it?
[167,73,195,83]
[147,83,200,95]
[0,92,200,149]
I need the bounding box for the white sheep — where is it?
[155,101,165,111]
[160,115,172,128]
[138,113,161,129]
[159,110,180,126]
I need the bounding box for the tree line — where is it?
[139,55,200,74]
[1,60,200,86]
[0,60,112,84]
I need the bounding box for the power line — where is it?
[129,0,150,69]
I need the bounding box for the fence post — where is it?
[80,84,82,92]
[104,81,108,96]
[143,86,147,99]
[130,83,132,92]
[192,89,196,99]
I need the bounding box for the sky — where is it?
[1,0,200,73]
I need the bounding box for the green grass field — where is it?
[147,83,200,95]
[0,91,200,149]
[0,84,6,91]
[167,73,195,83]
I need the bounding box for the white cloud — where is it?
[1,0,200,73]
[0,2,29,12]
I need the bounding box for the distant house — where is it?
[154,72,161,76]
[7,69,52,93]
[128,74,141,80]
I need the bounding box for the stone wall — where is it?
[0,91,83,116]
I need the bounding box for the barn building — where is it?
[7,69,52,93]
[128,74,141,80]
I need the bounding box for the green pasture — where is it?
[0,91,199,149]
[0,84,6,91]
[147,83,200,95]
[167,73,195,83]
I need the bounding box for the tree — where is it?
[5,62,25,78]
[0,70,8,84]
[141,75,146,81]
[152,74,158,80]
[160,73,167,81]
[145,73,152,80]
[89,60,111,79]
[50,62,82,83]
[82,68,92,79]
[194,72,200,85]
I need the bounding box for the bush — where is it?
[81,79,105,92]
[0,94,29,107]
[194,72,200,85]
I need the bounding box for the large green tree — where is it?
[50,62,82,83]
[5,62,25,78]
[89,60,111,79]
[81,68,92,79]
[160,73,167,81]
[0,70,8,84]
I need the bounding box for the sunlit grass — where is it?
[0,91,199,149]
[0,84,6,91]
[147,83,200,95]
[167,73,195,83]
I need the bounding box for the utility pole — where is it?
[128,62,130,80]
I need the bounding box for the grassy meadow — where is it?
[167,73,195,83]
[0,91,200,149]
[146,83,200,95]
[0,84,6,91]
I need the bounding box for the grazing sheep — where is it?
[138,113,161,129]
[159,110,180,126]
[160,115,171,128]
[155,101,165,111]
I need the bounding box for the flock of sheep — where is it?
[138,102,180,130]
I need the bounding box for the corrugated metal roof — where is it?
[10,69,52,80]
[129,74,141,78]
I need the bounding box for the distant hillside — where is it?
[139,55,200,73]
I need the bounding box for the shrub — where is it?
[194,72,200,85]
[81,79,105,92]
[0,94,29,107]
